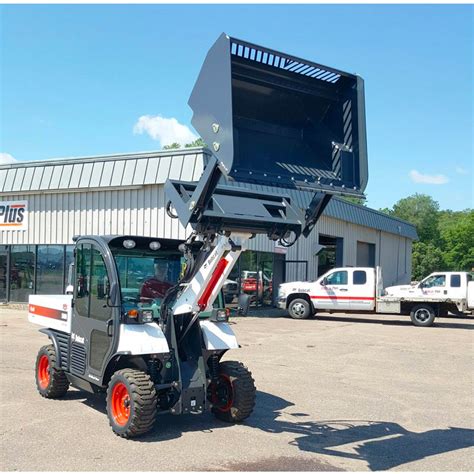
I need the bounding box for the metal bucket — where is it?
[189,33,368,196]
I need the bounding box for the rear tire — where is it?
[288,298,312,319]
[106,369,157,438]
[35,344,69,398]
[410,304,436,327]
[211,361,256,423]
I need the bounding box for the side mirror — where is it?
[237,293,251,316]
[320,277,328,286]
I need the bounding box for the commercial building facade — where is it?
[0,148,417,305]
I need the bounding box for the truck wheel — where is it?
[35,344,69,398]
[211,361,256,423]
[106,369,157,438]
[410,304,436,327]
[288,298,312,319]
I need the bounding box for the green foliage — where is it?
[185,138,206,148]
[340,195,367,206]
[163,142,181,150]
[163,138,206,150]
[390,194,440,243]
[439,210,474,271]
[411,242,444,281]
[381,194,474,278]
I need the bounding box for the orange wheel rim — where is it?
[211,374,234,412]
[111,382,131,426]
[38,355,50,390]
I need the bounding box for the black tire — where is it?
[211,361,256,423]
[288,298,312,319]
[410,304,436,327]
[106,369,157,438]
[35,344,69,398]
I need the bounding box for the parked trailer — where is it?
[278,267,474,326]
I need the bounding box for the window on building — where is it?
[0,246,7,302]
[9,245,35,302]
[326,270,348,286]
[65,245,74,288]
[353,270,367,285]
[36,245,65,295]
[450,274,461,288]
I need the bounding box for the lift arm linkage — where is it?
[172,232,250,316]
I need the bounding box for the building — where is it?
[0,147,417,305]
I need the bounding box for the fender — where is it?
[200,320,239,350]
[115,323,170,355]
[38,328,62,369]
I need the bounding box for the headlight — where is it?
[140,310,154,323]
[279,288,287,298]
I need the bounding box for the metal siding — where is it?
[40,166,54,190]
[100,161,114,187]
[111,160,125,186]
[3,169,16,192]
[133,159,148,185]
[50,165,63,189]
[89,162,104,188]
[59,165,73,189]
[0,169,8,192]
[122,160,136,186]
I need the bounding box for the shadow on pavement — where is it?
[314,314,474,330]
[76,389,474,470]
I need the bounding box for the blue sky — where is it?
[0,4,472,211]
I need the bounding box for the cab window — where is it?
[421,274,446,288]
[450,274,461,288]
[353,271,367,285]
[326,271,348,285]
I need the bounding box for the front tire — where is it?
[35,344,69,398]
[410,304,436,327]
[106,369,157,438]
[211,361,256,423]
[288,298,312,319]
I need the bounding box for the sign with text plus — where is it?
[0,201,28,230]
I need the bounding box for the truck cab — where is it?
[385,272,473,302]
[278,267,377,318]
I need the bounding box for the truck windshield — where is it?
[112,249,182,314]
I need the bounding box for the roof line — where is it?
[0,146,210,169]
[332,196,417,229]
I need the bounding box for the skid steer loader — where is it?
[29,33,368,438]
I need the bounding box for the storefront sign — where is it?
[0,200,28,230]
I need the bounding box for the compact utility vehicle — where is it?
[29,33,368,437]
[279,267,474,326]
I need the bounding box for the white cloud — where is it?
[0,153,17,165]
[133,115,197,147]
[455,166,469,175]
[409,169,449,185]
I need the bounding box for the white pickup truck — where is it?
[278,267,474,327]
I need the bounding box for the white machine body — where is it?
[28,294,73,333]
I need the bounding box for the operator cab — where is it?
[108,236,182,323]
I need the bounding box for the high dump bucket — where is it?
[189,34,368,196]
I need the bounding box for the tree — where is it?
[163,138,206,150]
[185,138,206,148]
[340,195,367,206]
[389,194,440,243]
[411,242,444,281]
[163,143,181,150]
[439,210,474,271]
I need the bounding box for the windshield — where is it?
[112,249,182,315]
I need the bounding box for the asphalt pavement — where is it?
[1,308,473,471]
